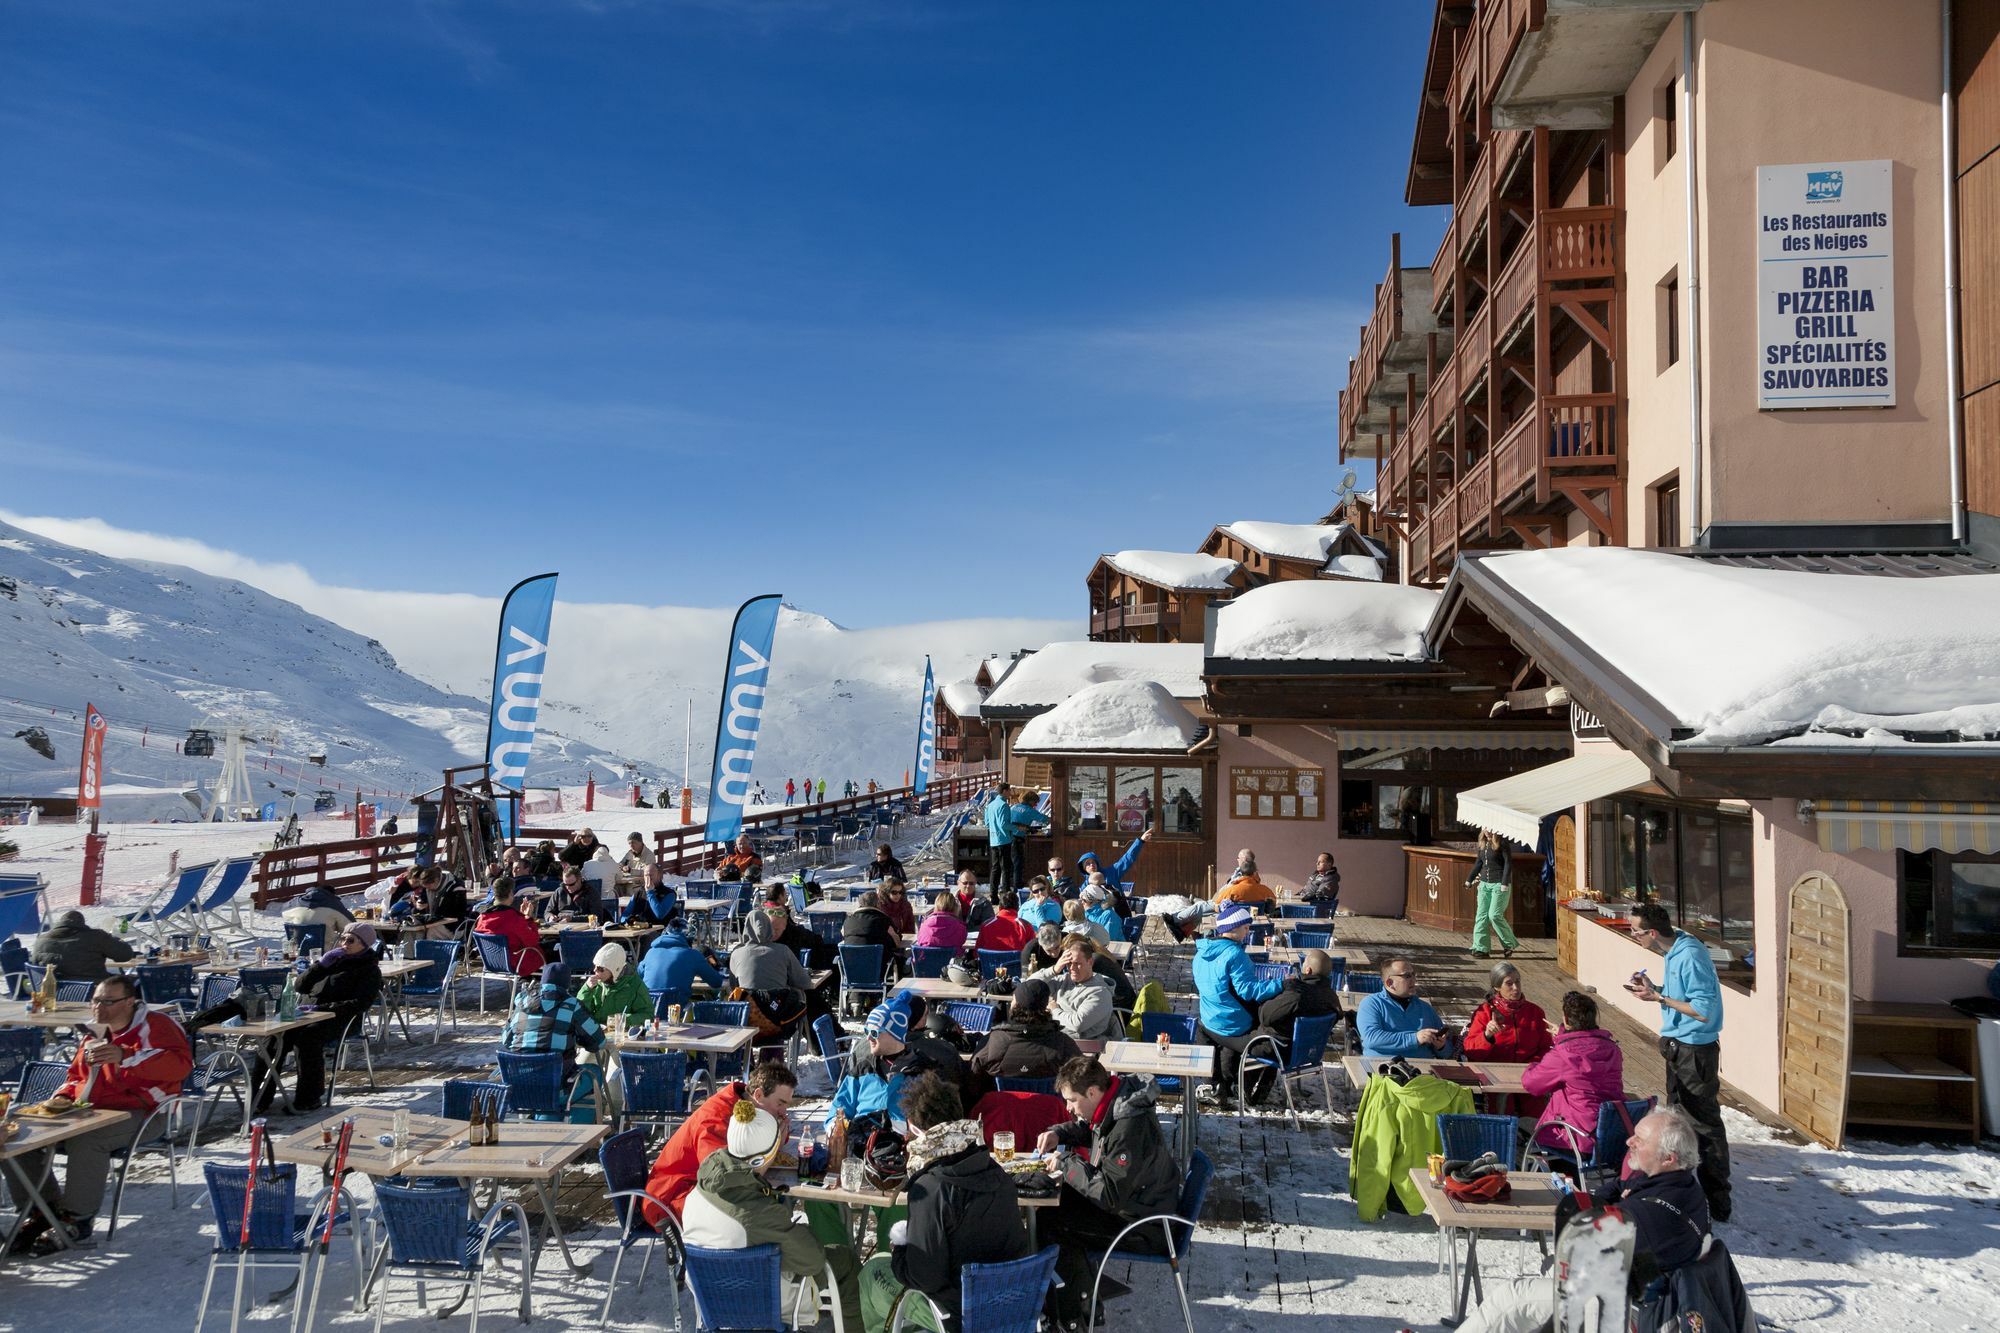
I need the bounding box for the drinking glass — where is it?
[392,1109,410,1149]
[993,1131,1015,1162]
[840,1157,866,1193]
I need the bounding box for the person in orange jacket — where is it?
[642,1061,798,1225]
[1214,849,1277,908]
[6,974,192,1253]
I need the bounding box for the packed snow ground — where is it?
[5,816,1998,1329]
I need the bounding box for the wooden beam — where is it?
[1552,298,1614,353]
[1498,515,1557,549]
[1504,683,1570,711]
[1551,479,1618,542]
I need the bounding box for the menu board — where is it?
[1230,766,1324,822]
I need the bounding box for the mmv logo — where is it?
[1805,170,1844,202]
[489,626,548,783]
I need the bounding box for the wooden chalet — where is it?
[1198,521,1386,586]
[934,678,994,772]
[1087,550,1246,644]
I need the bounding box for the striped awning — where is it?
[1814,800,2000,854]
[1337,727,1570,752]
[1455,749,1652,847]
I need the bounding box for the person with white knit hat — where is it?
[682,1098,864,1331]
[577,941,652,1029]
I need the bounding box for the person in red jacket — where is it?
[1461,961,1552,1063]
[642,1061,798,1225]
[975,890,1036,954]
[7,974,192,1253]
[475,879,547,978]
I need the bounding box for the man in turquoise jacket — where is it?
[982,784,1029,896]
[1192,903,1284,1105]
[1355,954,1450,1059]
[1626,903,1730,1219]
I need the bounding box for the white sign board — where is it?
[1756,159,1894,410]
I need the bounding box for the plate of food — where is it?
[20,1097,89,1119]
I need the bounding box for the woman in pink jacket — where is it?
[913,892,969,952]
[1519,990,1626,1156]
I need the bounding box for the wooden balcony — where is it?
[1458,452,1494,539]
[1494,409,1537,501]
[1543,206,1617,283]
[1542,393,1620,482]
[1089,603,1162,640]
[1492,224,1538,338]
[1458,140,1493,249]
[1431,216,1456,316]
[1481,0,1541,103]
[1458,306,1491,400]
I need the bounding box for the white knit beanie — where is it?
[725,1099,781,1158]
[593,942,628,973]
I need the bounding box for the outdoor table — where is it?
[406,1120,610,1276]
[601,924,660,945]
[271,1105,465,1178]
[1340,1056,1530,1099]
[1405,1165,1561,1325]
[108,949,214,970]
[1102,941,1134,964]
[788,1175,1060,1249]
[0,1000,95,1031]
[1100,1039,1213,1171]
[0,1106,128,1268]
[679,897,735,914]
[205,1010,338,1112]
[613,1023,759,1081]
[1247,943,1371,970]
[891,977,984,1003]
[374,957,432,1044]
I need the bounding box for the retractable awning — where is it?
[1814,800,2000,854]
[1337,727,1570,751]
[1456,749,1652,847]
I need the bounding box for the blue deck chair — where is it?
[192,857,258,947]
[934,1000,996,1041]
[397,939,461,1043]
[366,1180,532,1329]
[123,859,217,946]
[599,1127,687,1328]
[1086,1149,1212,1333]
[1289,930,1334,951]
[195,1160,360,1333]
[1238,1012,1339,1128]
[1277,902,1317,919]
[837,943,886,1015]
[975,949,1018,982]
[0,873,50,950]
[889,1244,1059,1333]
[1437,1112,1521,1169]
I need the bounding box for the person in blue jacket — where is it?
[1355,953,1450,1059]
[981,784,1028,896]
[1005,793,1051,894]
[1019,878,1064,931]
[637,926,727,1000]
[1192,903,1284,1106]
[1074,827,1153,906]
[620,864,681,928]
[1080,883,1126,943]
[825,996,965,1128]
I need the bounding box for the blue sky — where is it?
[0,1,1440,626]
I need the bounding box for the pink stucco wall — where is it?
[1213,725,1409,914]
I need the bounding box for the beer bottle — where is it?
[469,1097,487,1146]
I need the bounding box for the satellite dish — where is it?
[1340,469,1359,493]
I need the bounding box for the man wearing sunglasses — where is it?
[6,975,192,1256]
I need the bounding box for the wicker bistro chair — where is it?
[933,1000,997,1041]
[682,1241,849,1332]
[1288,930,1334,951]
[1277,902,1318,920]
[493,1050,588,1121]
[557,930,606,978]
[195,1161,362,1333]
[975,949,1018,983]
[617,1049,710,1139]
[687,1001,751,1082]
[1249,962,1295,990]
[0,1028,44,1090]
[992,1076,1057,1095]
[364,1180,533,1332]
[136,961,200,1011]
[469,932,528,1014]
[836,944,886,1016]
[398,939,461,1043]
[1436,1112,1522,1168]
[598,1127,687,1329]
[1086,1149,1214,1333]
[439,1080,511,1123]
[1526,1097,1655,1178]
[284,921,329,957]
[888,1244,1059,1333]
[907,946,955,979]
[1236,1012,1340,1129]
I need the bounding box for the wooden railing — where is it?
[253,770,998,907]
[1431,215,1457,315]
[1495,409,1537,499]
[1543,207,1618,283]
[1542,394,1620,471]
[1090,602,1163,638]
[1458,306,1491,400]
[1458,140,1493,244]
[1459,453,1494,538]
[1492,225,1538,336]
[1409,514,1432,581]
[1481,0,1542,101]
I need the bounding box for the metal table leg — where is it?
[533,1172,592,1276]
[1441,1228,1482,1327]
[0,1154,76,1269]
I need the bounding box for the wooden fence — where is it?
[252,770,997,908]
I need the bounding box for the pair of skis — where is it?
[237,1114,355,1329]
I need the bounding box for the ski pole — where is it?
[298,1116,355,1333]
[234,1117,266,1325]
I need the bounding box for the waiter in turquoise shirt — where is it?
[1625,901,1731,1221]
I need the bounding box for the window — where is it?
[1657,272,1681,373]
[1337,746,1550,842]
[1899,850,2000,954]
[1067,763,1204,840]
[1652,474,1681,547]
[1067,766,1108,832]
[1587,797,1755,987]
[1654,76,1678,174]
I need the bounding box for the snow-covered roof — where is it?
[982,641,1206,712]
[1219,521,1348,564]
[1212,580,1440,662]
[1101,550,1241,591]
[938,680,985,719]
[1016,680,1202,753]
[1484,547,2000,747]
[1321,553,1385,583]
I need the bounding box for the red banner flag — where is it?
[78,704,108,811]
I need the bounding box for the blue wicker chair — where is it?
[364,1180,531,1330]
[598,1127,687,1328]
[195,1160,360,1333]
[889,1244,1059,1333]
[1086,1149,1213,1333]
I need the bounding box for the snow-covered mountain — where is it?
[0,519,1075,811]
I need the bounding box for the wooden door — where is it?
[1553,815,1578,976]
[1781,872,1852,1150]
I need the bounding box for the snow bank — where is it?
[1219,520,1347,563]
[1486,547,2000,745]
[1016,680,1201,752]
[1322,553,1383,582]
[938,679,984,719]
[1103,549,1241,590]
[1212,580,1439,661]
[983,641,1205,710]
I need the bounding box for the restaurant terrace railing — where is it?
[252,770,998,907]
